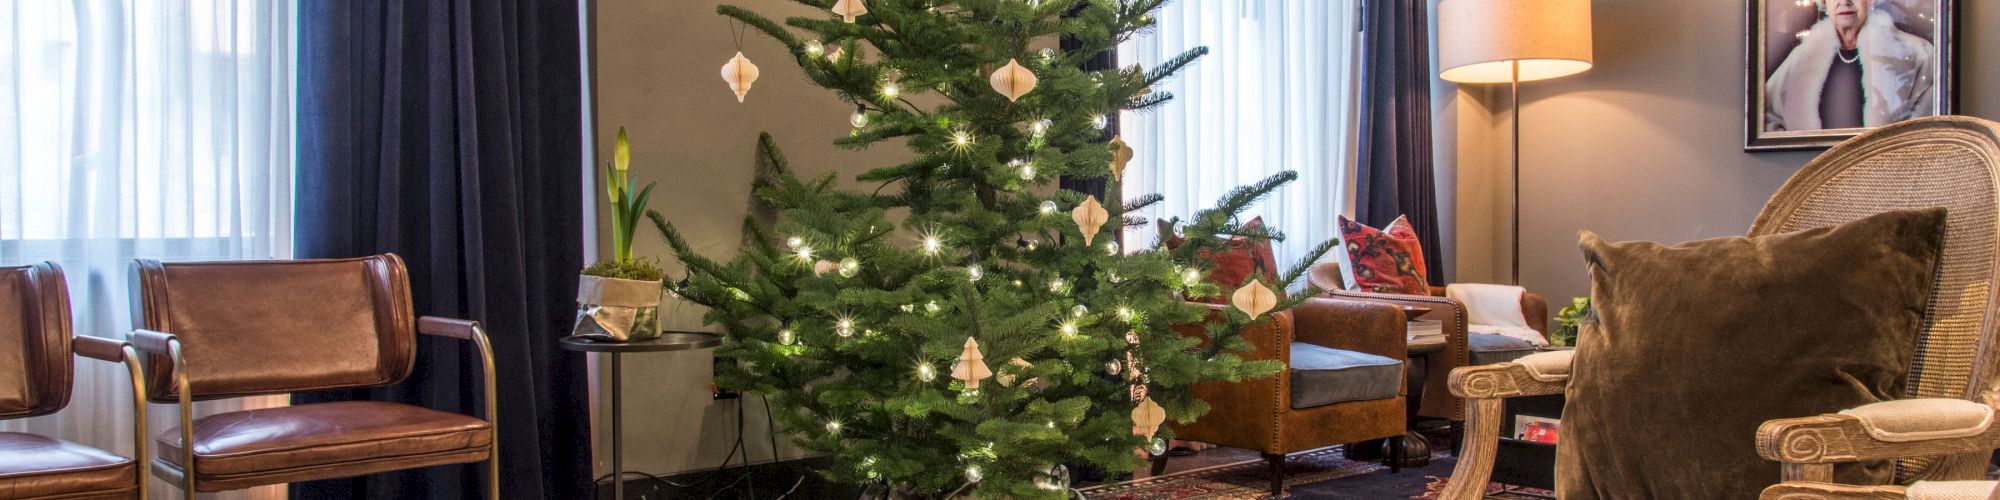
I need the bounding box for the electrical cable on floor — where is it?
[704,396,753,500]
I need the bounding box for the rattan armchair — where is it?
[1442,116,2000,499]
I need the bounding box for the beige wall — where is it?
[589,0,910,476]
[1451,1,2000,309]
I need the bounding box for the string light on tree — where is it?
[850,107,870,128]
[786,236,804,249]
[826,420,843,434]
[1038,200,1057,215]
[795,245,814,261]
[1090,114,1109,130]
[838,258,860,277]
[950,129,974,151]
[916,361,937,382]
[880,82,901,99]
[836,315,857,337]
[803,40,825,57]
[966,264,983,281]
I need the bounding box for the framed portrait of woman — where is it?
[1747,0,1957,151]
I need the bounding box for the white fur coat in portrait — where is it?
[1764,9,1937,131]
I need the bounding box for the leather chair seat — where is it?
[1289,342,1404,409]
[0,432,138,499]
[157,401,491,485]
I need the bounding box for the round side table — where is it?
[561,332,721,500]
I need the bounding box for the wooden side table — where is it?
[561,332,722,500]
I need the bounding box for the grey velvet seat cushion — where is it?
[1468,333,1538,366]
[1289,342,1403,409]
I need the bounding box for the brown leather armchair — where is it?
[0,262,150,500]
[1153,297,1411,497]
[1307,263,1548,424]
[126,254,498,499]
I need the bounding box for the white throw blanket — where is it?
[1447,283,1548,346]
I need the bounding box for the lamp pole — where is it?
[1511,60,1522,286]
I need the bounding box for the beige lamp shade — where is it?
[1437,0,1594,84]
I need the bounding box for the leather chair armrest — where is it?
[1760,482,1909,500]
[1289,297,1407,360]
[73,335,130,362]
[1521,292,1550,336]
[77,334,152,499]
[128,328,178,356]
[1447,350,1572,399]
[1757,399,2000,467]
[418,316,481,340]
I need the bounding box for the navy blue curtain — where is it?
[290,1,591,499]
[1355,0,1445,284]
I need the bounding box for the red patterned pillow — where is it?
[1161,217,1279,289]
[1339,215,1430,295]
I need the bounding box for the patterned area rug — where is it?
[1080,446,1552,499]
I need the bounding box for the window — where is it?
[2,2,293,498]
[1118,0,1362,275]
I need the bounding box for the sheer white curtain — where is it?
[1119,0,1362,282]
[1,1,292,498]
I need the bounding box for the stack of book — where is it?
[1407,319,1444,342]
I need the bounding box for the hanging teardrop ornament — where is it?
[1110,136,1134,181]
[1231,278,1278,318]
[988,58,1038,102]
[951,337,994,389]
[830,0,868,23]
[720,51,760,103]
[1071,195,1110,246]
[1131,395,1166,439]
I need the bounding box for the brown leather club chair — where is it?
[1307,263,1548,426]
[1,262,150,500]
[126,254,498,499]
[1152,298,1411,497]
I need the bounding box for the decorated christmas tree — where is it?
[651,0,1337,497]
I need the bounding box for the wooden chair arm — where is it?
[1760,482,1908,500]
[1437,350,1574,500]
[1447,350,1573,399]
[1756,402,2000,467]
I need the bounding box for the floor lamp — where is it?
[1436,0,1594,285]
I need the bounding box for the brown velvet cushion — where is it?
[1559,207,1947,499]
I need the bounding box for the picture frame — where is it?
[1745,0,1957,151]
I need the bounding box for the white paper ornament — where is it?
[987,59,1038,102]
[1071,196,1109,246]
[952,337,994,389]
[1231,278,1278,318]
[1109,136,1134,181]
[1131,396,1166,439]
[720,51,761,103]
[813,260,838,276]
[830,0,867,23]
